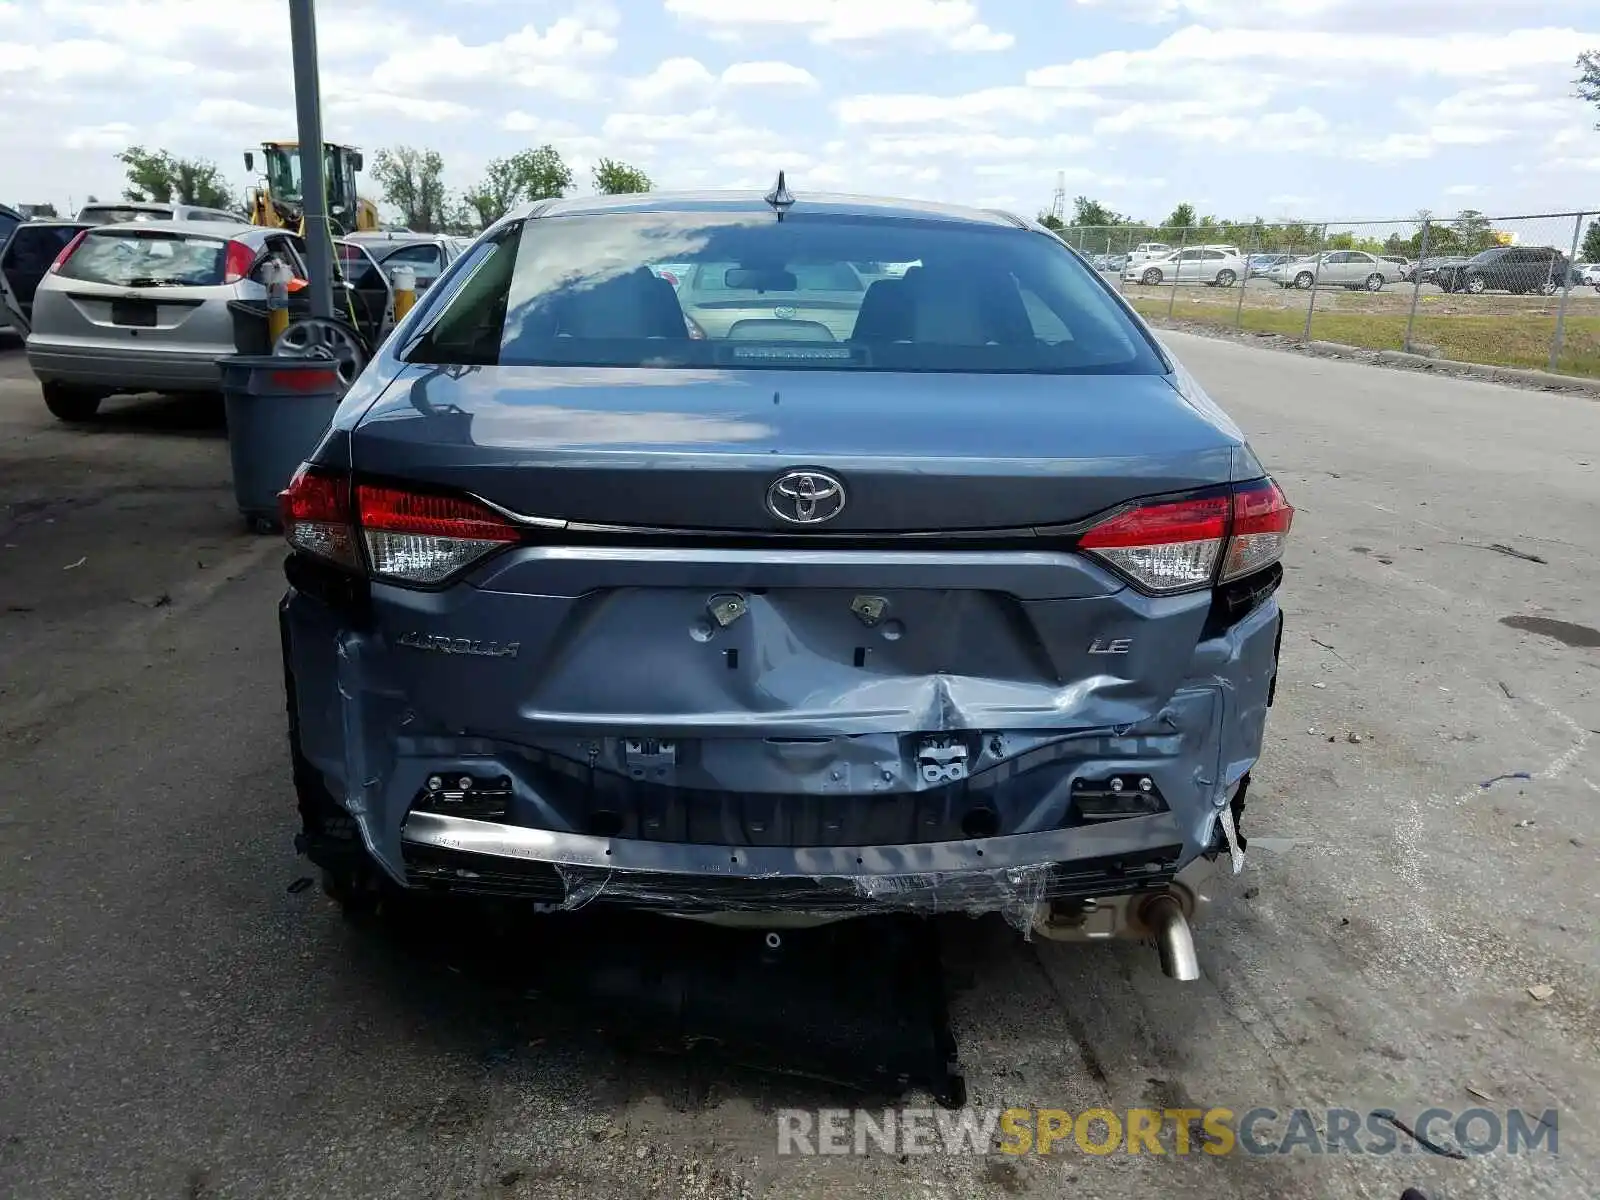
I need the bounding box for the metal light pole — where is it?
[289,0,333,320]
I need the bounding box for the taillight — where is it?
[279,465,359,569]
[223,239,257,284]
[1078,479,1293,594]
[1079,493,1231,593]
[685,313,707,339]
[1221,478,1293,581]
[356,484,520,585]
[47,230,90,275]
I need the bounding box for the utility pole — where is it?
[288,0,333,319]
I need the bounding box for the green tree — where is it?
[1163,202,1197,231]
[511,144,573,201]
[592,158,652,195]
[1580,219,1600,263]
[1450,209,1496,254]
[1576,50,1600,127]
[462,144,574,228]
[1071,196,1126,227]
[116,146,235,208]
[371,145,449,231]
[462,158,524,229]
[1038,212,1065,231]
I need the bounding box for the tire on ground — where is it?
[42,382,103,422]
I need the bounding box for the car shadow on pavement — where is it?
[86,392,229,438]
[330,891,969,1108]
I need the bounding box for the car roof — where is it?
[519,190,1031,229]
[83,218,262,238]
[344,230,444,242]
[80,201,174,211]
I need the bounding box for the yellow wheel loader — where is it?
[245,141,379,237]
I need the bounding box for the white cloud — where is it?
[625,57,818,107]
[836,87,1100,127]
[866,132,1094,161]
[720,61,818,88]
[1071,0,1595,35]
[627,56,717,104]
[664,0,1013,51]
[1444,184,1483,196]
[1027,25,1591,89]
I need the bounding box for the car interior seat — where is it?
[554,268,688,339]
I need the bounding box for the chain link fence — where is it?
[1058,212,1600,378]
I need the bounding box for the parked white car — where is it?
[1124,241,1172,269]
[1124,247,1248,287]
[1264,250,1403,291]
[1578,262,1600,287]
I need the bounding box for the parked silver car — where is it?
[75,200,245,226]
[7,220,309,421]
[1264,251,1402,291]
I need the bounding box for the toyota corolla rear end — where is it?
[279,193,1290,975]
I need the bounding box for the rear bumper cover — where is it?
[26,341,222,390]
[282,572,1281,925]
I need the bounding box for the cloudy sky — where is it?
[2,0,1598,225]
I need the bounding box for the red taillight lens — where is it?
[1221,478,1294,582]
[356,484,520,585]
[223,239,257,284]
[685,313,707,339]
[47,230,90,275]
[1079,479,1293,594]
[279,465,359,569]
[1079,493,1231,593]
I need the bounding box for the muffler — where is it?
[1142,894,1200,982]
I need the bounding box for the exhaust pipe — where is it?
[1143,894,1200,982]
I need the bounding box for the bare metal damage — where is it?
[284,567,1279,934]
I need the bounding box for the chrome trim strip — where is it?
[401,809,1186,878]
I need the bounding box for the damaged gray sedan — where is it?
[278,186,1292,980]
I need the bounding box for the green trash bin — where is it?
[219,355,343,534]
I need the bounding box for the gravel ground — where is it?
[0,333,1595,1199]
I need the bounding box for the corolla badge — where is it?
[398,631,520,658]
[767,470,847,525]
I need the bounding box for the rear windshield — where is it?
[409,212,1164,375]
[58,229,228,287]
[77,206,173,225]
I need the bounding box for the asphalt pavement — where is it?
[0,332,1595,1200]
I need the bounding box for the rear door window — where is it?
[379,242,446,288]
[57,229,228,287]
[1,223,94,325]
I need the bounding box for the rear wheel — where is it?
[1541,278,1559,296]
[1215,269,1236,288]
[41,382,103,422]
[1363,273,1384,292]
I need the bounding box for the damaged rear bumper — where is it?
[283,569,1280,933]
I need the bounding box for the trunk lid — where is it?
[350,366,1242,532]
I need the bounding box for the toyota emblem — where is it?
[766,470,846,525]
[773,305,796,319]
